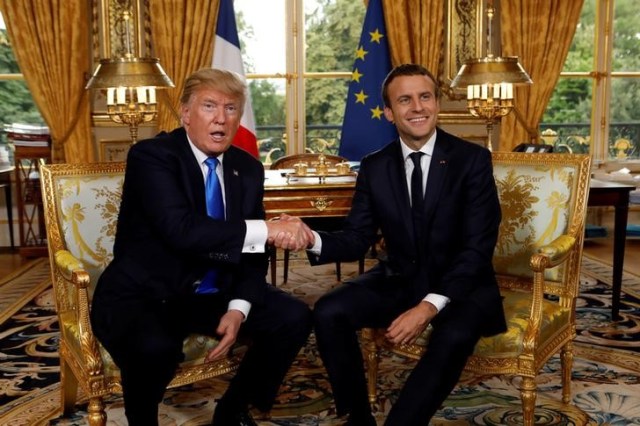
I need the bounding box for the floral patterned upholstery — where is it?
[40,163,240,426]
[362,152,592,426]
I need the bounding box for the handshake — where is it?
[266,213,315,251]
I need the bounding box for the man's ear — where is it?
[181,105,190,125]
[383,106,394,123]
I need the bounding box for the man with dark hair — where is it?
[91,68,314,426]
[307,63,506,425]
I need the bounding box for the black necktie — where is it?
[409,152,424,238]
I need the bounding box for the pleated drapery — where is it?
[382,0,444,75]
[499,0,584,151]
[150,0,219,132]
[0,0,95,163]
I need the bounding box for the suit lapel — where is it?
[423,133,450,226]
[222,148,243,219]
[386,141,414,238]
[174,129,208,214]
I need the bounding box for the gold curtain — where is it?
[150,0,219,132]
[499,0,584,151]
[0,0,94,163]
[382,0,444,74]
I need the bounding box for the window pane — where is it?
[541,78,592,154]
[612,0,640,72]
[305,77,349,155]
[608,78,640,160]
[305,0,365,73]
[0,17,45,149]
[250,78,287,164]
[562,0,595,73]
[235,0,286,74]
[304,0,363,155]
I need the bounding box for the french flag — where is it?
[212,0,259,158]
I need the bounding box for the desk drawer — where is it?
[264,186,354,219]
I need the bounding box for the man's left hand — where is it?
[385,301,437,345]
[205,310,244,362]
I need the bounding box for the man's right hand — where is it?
[266,214,314,251]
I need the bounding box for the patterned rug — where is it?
[1,254,639,425]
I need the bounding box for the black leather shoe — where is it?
[212,408,258,426]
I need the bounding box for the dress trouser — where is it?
[313,267,486,426]
[93,286,312,426]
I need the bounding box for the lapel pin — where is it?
[440,160,447,165]
[233,170,239,176]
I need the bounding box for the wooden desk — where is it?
[588,179,635,320]
[263,171,355,219]
[263,170,356,284]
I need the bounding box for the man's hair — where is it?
[381,64,440,107]
[180,68,246,113]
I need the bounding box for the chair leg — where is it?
[520,376,537,426]
[335,262,341,281]
[561,341,574,404]
[60,357,78,416]
[283,249,290,283]
[360,328,380,405]
[3,182,14,249]
[269,246,278,286]
[358,256,365,274]
[87,396,107,426]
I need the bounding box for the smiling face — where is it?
[383,73,440,151]
[181,86,242,156]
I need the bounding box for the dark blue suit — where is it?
[91,127,312,424]
[311,129,506,425]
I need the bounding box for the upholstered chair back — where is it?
[492,152,588,295]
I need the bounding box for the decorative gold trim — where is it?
[444,0,484,87]
[98,139,132,162]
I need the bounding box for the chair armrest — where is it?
[54,250,91,289]
[522,234,576,352]
[52,249,104,376]
[530,234,576,271]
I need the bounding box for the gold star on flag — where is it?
[370,29,384,44]
[370,105,384,119]
[355,90,368,104]
[355,46,368,61]
[352,68,363,83]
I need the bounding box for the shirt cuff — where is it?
[423,293,450,313]
[243,220,267,253]
[308,231,322,254]
[228,299,251,321]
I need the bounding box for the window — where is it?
[235,0,365,164]
[0,12,45,163]
[542,0,640,163]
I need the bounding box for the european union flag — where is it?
[339,0,397,161]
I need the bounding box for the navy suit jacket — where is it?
[92,127,269,309]
[311,128,506,336]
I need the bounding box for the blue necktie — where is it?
[197,157,224,294]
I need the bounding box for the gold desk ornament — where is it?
[285,154,356,184]
[336,162,351,175]
[315,153,329,176]
[293,162,309,176]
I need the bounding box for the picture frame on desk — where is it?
[99,139,131,162]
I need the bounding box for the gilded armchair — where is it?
[40,163,241,426]
[362,152,592,426]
